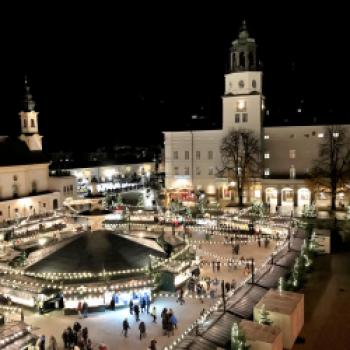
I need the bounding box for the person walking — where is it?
[122,318,130,337]
[146,295,151,314]
[82,301,88,318]
[134,303,140,321]
[139,321,146,340]
[76,301,82,319]
[151,306,157,323]
[169,313,177,335]
[48,336,58,350]
[129,300,134,314]
[150,339,157,350]
[62,328,69,349]
[38,335,45,350]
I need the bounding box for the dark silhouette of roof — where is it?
[0,136,49,166]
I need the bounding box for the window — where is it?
[252,80,257,89]
[184,151,189,160]
[13,184,18,198]
[242,113,248,122]
[290,165,296,179]
[208,167,214,175]
[333,132,339,138]
[290,134,295,138]
[174,167,179,175]
[235,113,240,123]
[264,135,270,140]
[264,153,270,159]
[70,185,73,191]
[13,175,17,181]
[289,150,296,159]
[43,203,46,208]
[236,100,246,112]
[31,119,35,128]
[318,133,324,138]
[264,168,270,176]
[0,211,2,216]
[238,80,244,88]
[208,150,213,160]
[312,131,316,136]
[196,151,200,160]
[24,119,27,128]
[32,181,37,193]
[173,151,178,160]
[196,167,201,176]
[184,167,190,175]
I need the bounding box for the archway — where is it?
[265,187,278,213]
[281,188,294,215]
[298,188,311,208]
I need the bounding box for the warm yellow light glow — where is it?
[38,238,47,246]
[104,168,116,179]
[237,99,246,111]
[254,190,261,198]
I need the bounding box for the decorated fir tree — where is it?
[231,322,250,350]
[258,304,273,326]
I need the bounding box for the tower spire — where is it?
[21,75,36,112]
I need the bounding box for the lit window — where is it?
[208,151,213,160]
[289,150,296,159]
[174,167,179,175]
[333,132,339,138]
[236,100,246,112]
[235,114,240,123]
[196,167,201,176]
[184,151,189,160]
[264,153,270,159]
[208,167,214,175]
[173,151,178,160]
[264,168,270,176]
[184,167,190,175]
[242,113,248,122]
[196,151,200,160]
[290,165,296,179]
[318,133,324,138]
[264,135,270,140]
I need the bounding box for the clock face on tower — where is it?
[239,80,244,88]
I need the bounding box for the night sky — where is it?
[0,4,349,152]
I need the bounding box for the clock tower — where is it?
[222,21,264,140]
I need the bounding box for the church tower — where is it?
[222,21,264,139]
[19,76,43,151]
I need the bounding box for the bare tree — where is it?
[310,125,350,211]
[218,128,260,206]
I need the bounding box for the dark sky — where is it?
[0,3,349,152]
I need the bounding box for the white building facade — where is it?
[164,22,350,213]
[0,79,75,222]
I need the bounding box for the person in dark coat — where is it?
[82,327,88,342]
[150,339,157,350]
[38,335,45,350]
[141,297,146,313]
[82,301,88,318]
[146,295,151,314]
[67,327,74,349]
[139,321,146,340]
[134,303,140,321]
[62,328,69,349]
[129,300,134,314]
[122,318,130,337]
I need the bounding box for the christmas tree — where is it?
[258,304,273,325]
[231,322,250,350]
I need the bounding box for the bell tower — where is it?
[19,76,43,151]
[222,21,264,139]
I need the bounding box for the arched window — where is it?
[252,80,257,89]
[13,184,18,198]
[239,52,245,68]
[248,52,254,68]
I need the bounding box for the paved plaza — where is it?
[24,228,279,349]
